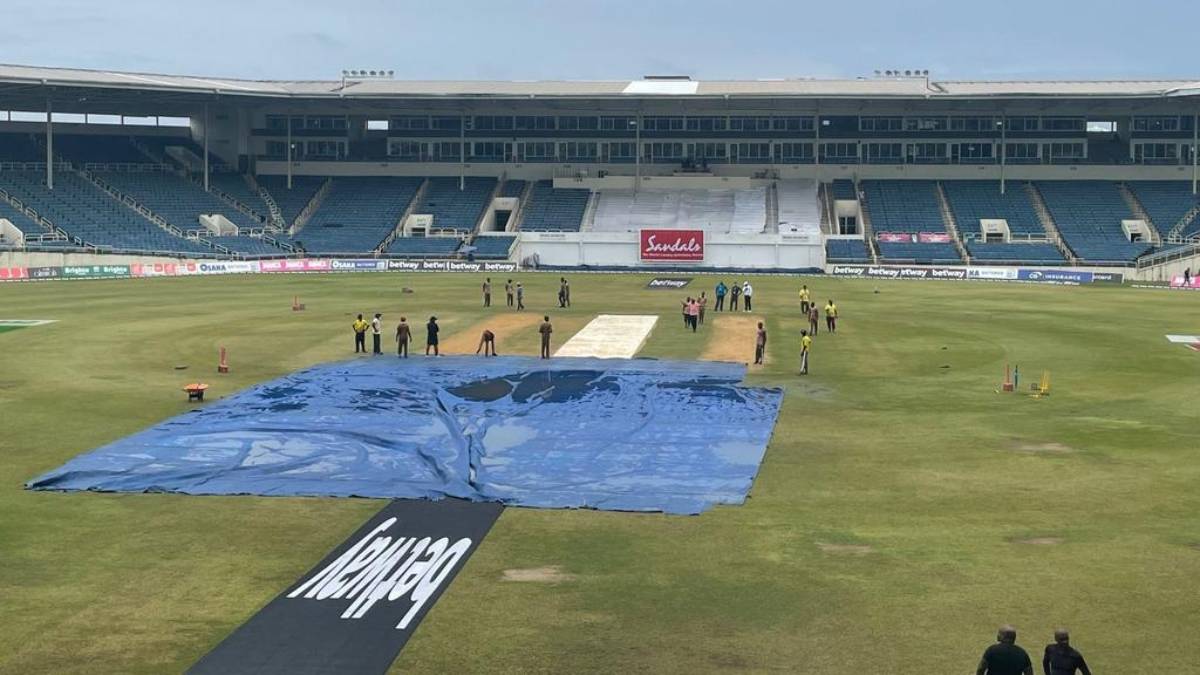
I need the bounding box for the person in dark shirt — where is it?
[977,625,1034,675]
[425,316,440,356]
[1043,629,1091,675]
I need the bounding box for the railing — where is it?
[1136,241,1200,269]
[292,177,333,234]
[1167,203,1200,239]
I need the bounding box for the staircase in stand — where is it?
[765,182,779,233]
[935,181,969,263]
[377,178,430,253]
[1167,203,1200,240]
[1025,182,1077,264]
[856,180,880,263]
[186,174,268,227]
[77,168,227,254]
[290,177,333,235]
[247,174,287,231]
[1117,182,1162,244]
[508,180,535,232]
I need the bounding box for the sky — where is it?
[3,0,1198,82]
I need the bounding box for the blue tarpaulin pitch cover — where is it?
[27,357,783,514]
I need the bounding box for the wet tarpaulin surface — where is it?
[28,356,783,514]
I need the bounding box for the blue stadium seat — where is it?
[470,235,516,259]
[519,180,589,231]
[385,236,463,257]
[415,177,496,232]
[830,179,857,200]
[297,177,422,254]
[1125,181,1200,239]
[1036,181,1154,263]
[861,181,946,233]
[258,175,327,227]
[942,181,1044,236]
[966,242,1064,263]
[0,170,212,254]
[499,180,527,198]
[877,242,962,263]
[825,238,871,262]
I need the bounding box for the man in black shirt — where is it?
[1043,629,1091,675]
[977,625,1034,675]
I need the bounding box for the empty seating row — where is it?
[941,181,1044,236]
[208,235,288,256]
[861,180,946,233]
[296,177,422,253]
[877,242,962,263]
[830,179,857,200]
[469,234,516,259]
[385,235,463,257]
[0,170,211,253]
[94,170,262,231]
[0,199,47,234]
[258,175,327,227]
[519,181,588,231]
[415,177,496,232]
[209,173,271,218]
[499,179,527,198]
[1035,181,1152,263]
[965,242,1064,263]
[1125,181,1200,238]
[825,238,871,262]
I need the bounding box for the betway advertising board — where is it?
[830,265,1122,285]
[189,499,502,675]
[639,229,704,262]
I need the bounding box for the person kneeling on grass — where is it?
[476,329,497,356]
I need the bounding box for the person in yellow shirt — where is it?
[351,314,369,353]
[824,299,838,334]
[799,285,811,315]
[800,329,812,375]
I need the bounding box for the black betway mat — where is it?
[190,499,503,675]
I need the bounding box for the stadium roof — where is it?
[2,63,1200,104]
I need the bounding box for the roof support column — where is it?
[203,103,210,192]
[813,105,821,183]
[999,114,1007,195]
[286,111,293,190]
[460,111,466,191]
[634,111,642,193]
[45,95,53,190]
[1192,113,1197,196]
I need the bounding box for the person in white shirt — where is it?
[371,313,383,354]
[742,281,754,312]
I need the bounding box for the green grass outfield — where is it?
[0,272,1197,674]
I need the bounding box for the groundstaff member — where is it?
[1042,630,1091,675]
[976,625,1034,675]
[799,329,811,375]
[395,317,411,357]
[352,314,369,353]
[425,316,440,356]
[754,321,767,365]
[539,315,553,358]
[371,313,383,354]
